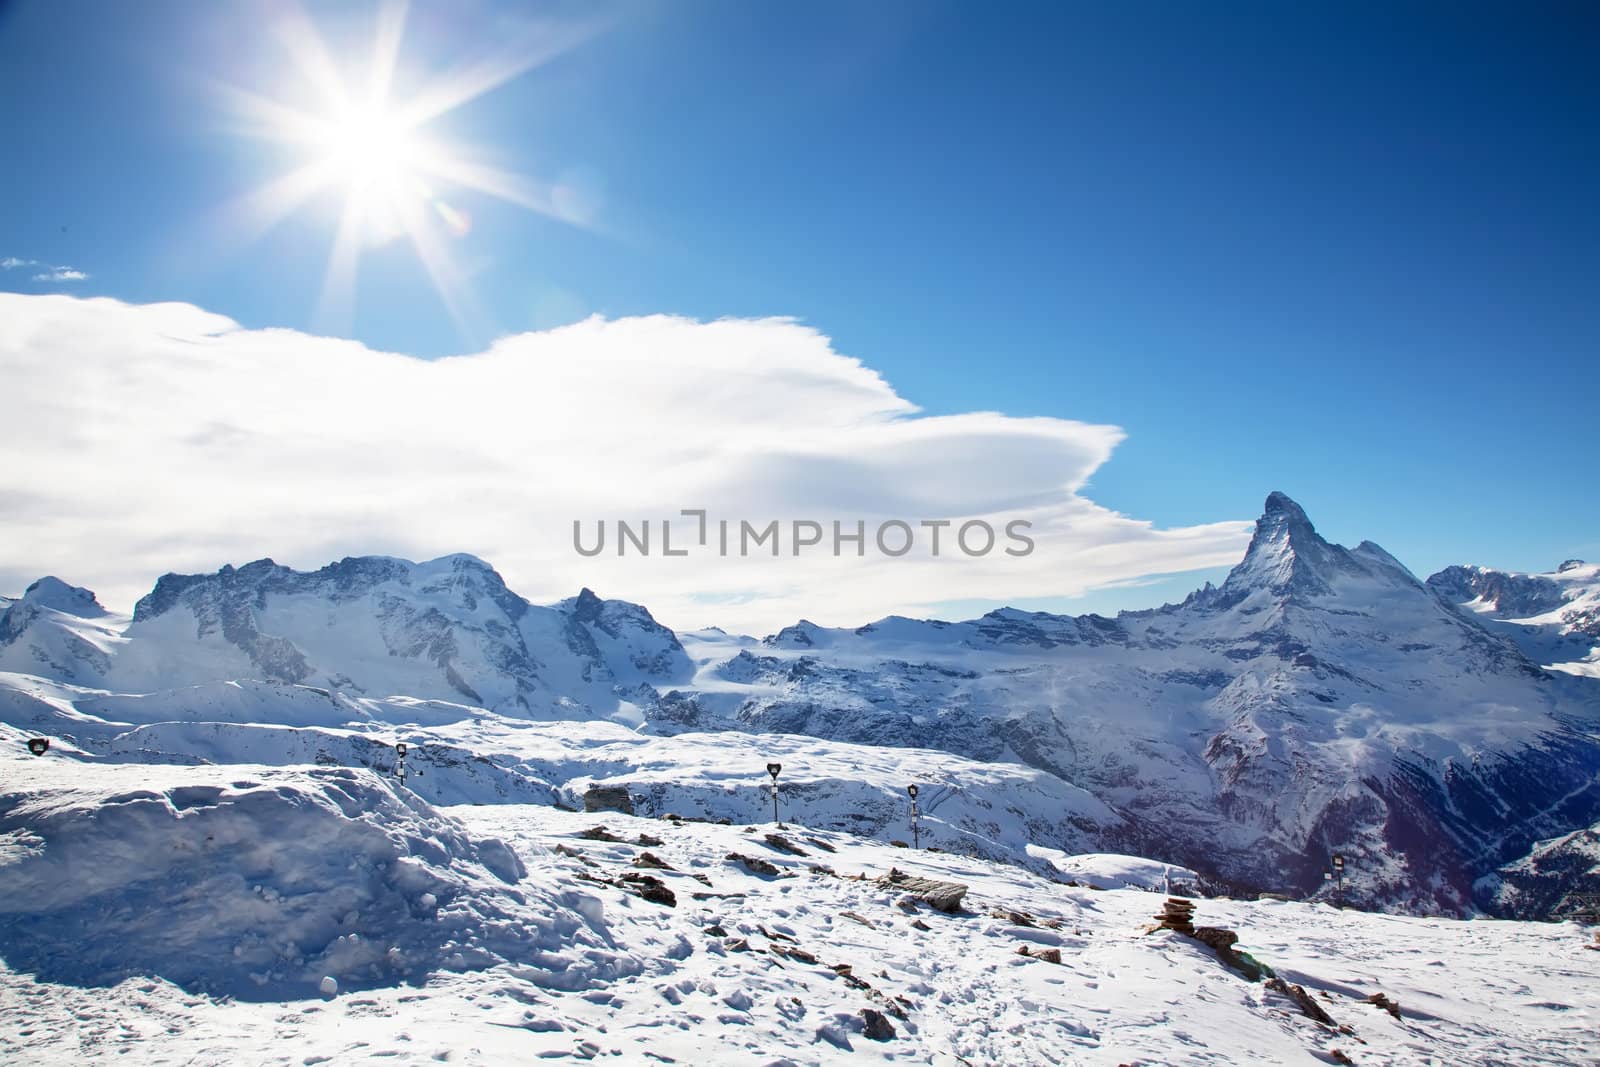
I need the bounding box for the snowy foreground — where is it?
[2,758,1597,1065]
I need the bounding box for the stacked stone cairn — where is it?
[1155,896,1197,934]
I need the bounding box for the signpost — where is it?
[907,784,920,848]
[1331,853,1345,908]
[394,742,408,784]
[766,762,782,826]
[26,738,49,756]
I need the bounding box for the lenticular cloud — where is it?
[0,293,1249,631]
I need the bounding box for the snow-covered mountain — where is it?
[0,554,691,723]
[1428,559,1600,678]
[3,493,1599,916]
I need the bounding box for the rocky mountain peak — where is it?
[20,576,107,618]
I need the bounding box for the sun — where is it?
[220,1,598,335]
[318,101,420,197]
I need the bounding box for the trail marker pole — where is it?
[767,762,782,826]
[907,784,920,848]
[26,738,49,756]
[394,742,408,784]
[1332,853,1345,908]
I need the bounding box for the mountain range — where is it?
[4,492,1598,916]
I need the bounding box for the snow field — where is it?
[2,759,1596,1065]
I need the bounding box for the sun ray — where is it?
[217,2,607,339]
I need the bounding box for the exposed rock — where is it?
[632,851,673,871]
[553,843,597,867]
[636,833,664,847]
[805,837,838,853]
[704,924,727,938]
[1016,945,1061,963]
[618,872,676,907]
[1266,977,1337,1026]
[771,944,818,965]
[727,852,781,877]
[992,908,1037,927]
[876,868,968,913]
[1365,992,1402,1020]
[840,911,875,929]
[577,825,623,842]
[860,1008,897,1041]
[1191,926,1238,951]
[764,833,808,856]
[582,785,634,815]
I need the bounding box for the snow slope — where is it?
[1,751,1595,1065]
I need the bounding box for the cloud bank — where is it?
[0,294,1251,632]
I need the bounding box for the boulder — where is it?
[582,785,634,815]
[875,868,968,913]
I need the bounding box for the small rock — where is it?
[992,908,1037,927]
[839,910,875,929]
[554,844,597,867]
[764,833,808,856]
[1365,992,1402,1020]
[632,851,674,871]
[319,976,338,997]
[578,826,623,842]
[619,873,676,907]
[727,852,781,876]
[1266,977,1336,1027]
[636,833,664,847]
[909,918,931,931]
[1329,1049,1355,1066]
[805,837,837,853]
[860,1008,896,1041]
[890,840,909,848]
[704,924,727,937]
[725,937,750,952]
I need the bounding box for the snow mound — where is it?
[1029,848,1202,892]
[0,760,638,999]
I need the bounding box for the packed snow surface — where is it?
[1,753,1596,1064]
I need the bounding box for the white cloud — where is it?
[31,267,89,283]
[3,257,89,281]
[0,294,1252,633]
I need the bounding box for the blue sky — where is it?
[1,1,1596,621]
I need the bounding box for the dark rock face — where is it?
[1427,566,1568,618]
[1483,823,1600,921]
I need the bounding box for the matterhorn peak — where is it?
[1215,491,1414,605]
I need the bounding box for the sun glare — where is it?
[319,102,419,194]
[222,1,599,336]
